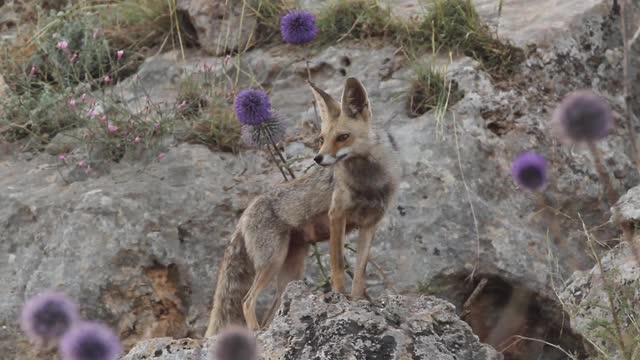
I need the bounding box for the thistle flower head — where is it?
[241,116,285,147]
[59,322,122,360]
[280,10,318,45]
[211,326,258,360]
[551,90,613,143]
[235,89,272,125]
[511,151,548,192]
[20,291,79,343]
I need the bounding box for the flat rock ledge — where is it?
[124,282,501,359]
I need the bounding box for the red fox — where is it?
[205,78,400,336]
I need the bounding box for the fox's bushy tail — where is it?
[205,230,255,337]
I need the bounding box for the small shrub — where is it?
[418,0,524,77]
[316,0,397,45]
[0,85,84,144]
[251,0,293,46]
[406,61,463,117]
[178,98,242,153]
[101,0,198,53]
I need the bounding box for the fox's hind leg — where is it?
[261,239,309,328]
[242,231,290,331]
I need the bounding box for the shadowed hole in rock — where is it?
[419,273,590,360]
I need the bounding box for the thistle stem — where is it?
[267,131,295,179]
[588,142,619,206]
[265,143,288,181]
[618,0,640,173]
[536,193,582,269]
[586,229,627,358]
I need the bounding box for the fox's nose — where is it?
[314,155,323,164]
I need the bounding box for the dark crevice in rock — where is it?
[420,272,590,360]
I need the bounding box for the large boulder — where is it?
[123,282,502,359]
[559,242,639,359]
[0,144,274,359]
[177,0,257,55]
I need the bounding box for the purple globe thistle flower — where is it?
[511,151,548,192]
[551,90,613,143]
[241,116,285,147]
[20,291,79,343]
[59,322,122,360]
[280,10,318,45]
[211,326,258,360]
[235,89,272,126]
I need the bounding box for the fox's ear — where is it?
[308,81,341,122]
[341,78,371,121]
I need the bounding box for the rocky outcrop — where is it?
[123,282,502,360]
[1,0,637,359]
[0,144,274,359]
[559,242,639,359]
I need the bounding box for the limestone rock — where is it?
[123,282,502,360]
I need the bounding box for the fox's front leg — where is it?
[329,209,347,294]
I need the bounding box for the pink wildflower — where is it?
[69,100,77,108]
[103,75,112,84]
[30,65,38,78]
[134,136,141,144]
[70,52,79,64]
[57,41,68,50]
[107,124,118,133]
[78,161,85,168]
[178,100,187,111]
[85,165,93,174]
[116,50,124,61]
[158,152,166,160]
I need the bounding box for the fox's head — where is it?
[308,77,372,167]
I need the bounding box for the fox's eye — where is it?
[318,136,324,144]
[336,134,350,142]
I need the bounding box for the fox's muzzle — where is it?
[314,154,336,166]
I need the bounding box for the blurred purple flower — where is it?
[212,326,258,360]
[511,151,548,192]
[107,124,118,133]
[20,291,79,343]
[116,50,124,61]
[178,100,188,111]
[280,10,318,45]
[30,65,38,78]
[77,161,85,168]
[158,152,166,160]
[235,89,272,125]
[59,322,122,360]
[69,100,77,108]
[57,41,69,50]
[103,75,112,85]
[70,52,79,64]
[551,90,613,143]
[134,136,141,144]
